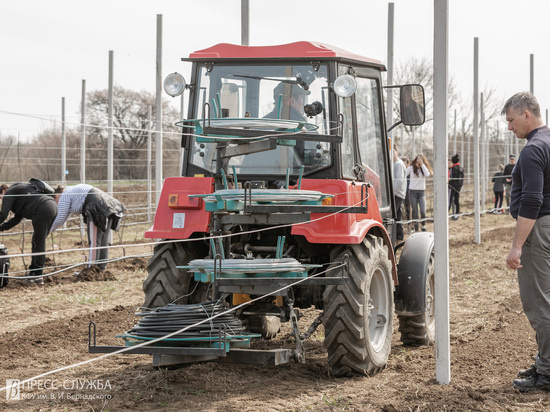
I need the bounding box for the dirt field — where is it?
[0,213,548,411]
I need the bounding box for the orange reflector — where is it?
[168,194,201,209]
[168,194,178,207]
[322,197,334,206]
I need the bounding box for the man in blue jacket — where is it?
[503,91,550,392]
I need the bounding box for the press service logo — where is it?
[6,379,20,400]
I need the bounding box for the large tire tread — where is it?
[322,235,394,377]
[143,241,208,308]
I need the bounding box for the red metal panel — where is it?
[291,179,386,244]
[145,176,387,244]
[187,41,385,68]
[144,177,213,239]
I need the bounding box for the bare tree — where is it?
[85,86,181,180]
[392,56,459,132]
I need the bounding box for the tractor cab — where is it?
[163,42,424,220]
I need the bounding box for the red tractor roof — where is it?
[186,41,386,70]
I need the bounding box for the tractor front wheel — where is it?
[143,241,209,308]
[322,235,394,377]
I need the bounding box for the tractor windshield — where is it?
[189,63,332,176]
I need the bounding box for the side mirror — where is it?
[400,84,425,126]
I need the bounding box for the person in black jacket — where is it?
[503,91,550,392]
[448,154,464,219]
[503,154,516,213]
[0,182,57,283]
[492,164,506,213]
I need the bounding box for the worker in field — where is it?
[448,154,464,219]
[503,91,550,392]
[503,154,516,213]
[50,184,125,271]
[0,182,57,284]
[392,148,407,241]
[406,154,432,232]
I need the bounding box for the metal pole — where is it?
[411,128,416,156]
[479,93,487,211]
[511,131,514,158]
[473,38,481,244]
[79,82,87,239]
[460,119,465,177]
[467,120,471,184]
[61,97,66,185]
[490,120,491,208]
[241,0,249,46]
[433,0,450,385]
[80,80,86,183]
[178,92,185,175]
[107,50,114,195]
[147,106,152,222]
[106,51,114,245]
[453,109,457,155]
[386,3,394,143]
[530,53,534,94]
[400,126,404,157]
[515,132,519,162]
[508,130,510,165]
[155,14,163,205]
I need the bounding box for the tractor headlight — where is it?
[333,74,357,98]
[163,72,186,97]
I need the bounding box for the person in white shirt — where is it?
[392,149,407,241]
[406,154,433,232]
[50,184,125,270]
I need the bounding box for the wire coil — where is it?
[126,301,245,340]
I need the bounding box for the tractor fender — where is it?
[394,232,434,316]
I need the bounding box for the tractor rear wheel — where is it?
[322,235,394,376]
[398,252,435,346]
[143,241,209,308]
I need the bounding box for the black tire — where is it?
[398,252,435,346]
[322,235,394,377]
[143,241,209,308]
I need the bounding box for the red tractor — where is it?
[141,42,434,376]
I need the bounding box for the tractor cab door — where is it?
[338,66,392,218]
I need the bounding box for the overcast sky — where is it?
[1,0,549,141]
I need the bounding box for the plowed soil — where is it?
[0,214,548,411]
